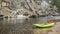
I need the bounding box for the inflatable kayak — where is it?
[33,23,55,28]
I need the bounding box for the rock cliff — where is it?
[0,0,59,17]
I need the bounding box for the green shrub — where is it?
[54,0,60,11]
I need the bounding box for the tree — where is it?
[53,0,60,11]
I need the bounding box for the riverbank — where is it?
[49,22,60,34]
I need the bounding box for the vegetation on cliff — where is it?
[53,0,60,11]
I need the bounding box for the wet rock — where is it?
[0,15,4,17]
[29,15,38,18]
[4,16,8,18]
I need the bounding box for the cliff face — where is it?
[0,0,59,17]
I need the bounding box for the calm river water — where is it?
[0,17,59,34]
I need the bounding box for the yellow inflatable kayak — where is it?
[33,23,55,28]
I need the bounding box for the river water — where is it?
[0,17,60,34]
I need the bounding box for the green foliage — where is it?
[0,8,2,10]
[54,0,60,11]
